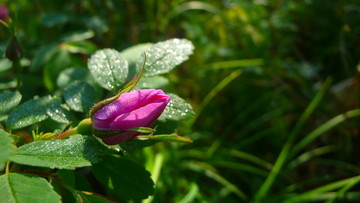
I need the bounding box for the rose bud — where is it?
[0,6,8,23]
[6,36,23,61]
[93,89,170,145]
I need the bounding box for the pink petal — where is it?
[92,89,170,145]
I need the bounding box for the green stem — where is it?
[5,161,10,174]
[53,127,78,139]
[13,59,22,90]
[53,118,93,139]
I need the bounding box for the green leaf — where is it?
[0,130,16,170]
[93,156,154,201]
[57,68,93,89]
[41,12,69,27]
[60,41,97,54]
[140,38,194,77]
[0,58,12,72]
[81,16,108,33]
[0,173,61,203]
[121,43,153,69]
[61,30,95,43]
[0,81,17,91]
[159,93,194,121]
[88,48,129,91]
[137,76,169,89]
[11,135,105,169]
[30,44,58,72]
[6,95,60,130]
[44,50,71,91]
[46,101,73,124]
[0,91,22,115]
[64,81,97,112]
[121,43,154,80]
[58,170,92,192]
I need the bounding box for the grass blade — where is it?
[289,108,360,159]
[285,175,360,203]
[253,77,332,203]
[189,69,242,127]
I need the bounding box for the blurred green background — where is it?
[1,0,360,202]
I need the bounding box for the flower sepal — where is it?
[131,133,193,143]
[93,127,156,139]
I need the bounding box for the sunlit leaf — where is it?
[11,135,105,169]
[139,38,194,77]
[0,173,61,203]
[88,48,129,91]
[6,95,60,130]
[46,101,73,124]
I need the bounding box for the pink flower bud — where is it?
[0,6,9,23]
[93,89,170,145]
[6,36,23,61]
